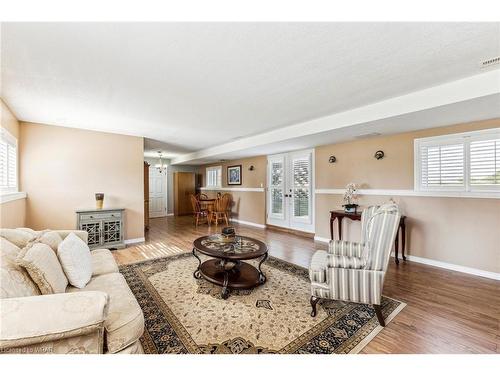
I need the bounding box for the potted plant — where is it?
[342,183,359,213]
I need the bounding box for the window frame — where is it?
[414,127,500,193]
[0,128,19,194]
[206,165,222,188]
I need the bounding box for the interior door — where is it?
[267,150,314,232]
[149,166,166,218]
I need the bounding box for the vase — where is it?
[343,204,358,213]
[95,193,104,210]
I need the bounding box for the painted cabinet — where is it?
[76,208,125,249]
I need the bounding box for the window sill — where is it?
[0,192,27,204]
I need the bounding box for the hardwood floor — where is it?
[113,216,500,354]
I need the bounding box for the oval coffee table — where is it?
[192,235,268,299]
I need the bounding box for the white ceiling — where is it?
[1,22,500,162]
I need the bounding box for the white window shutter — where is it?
[420,143,464,188]
[470,138,500,187]
[0,129,18,192]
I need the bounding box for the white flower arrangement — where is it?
[343,183,358,205]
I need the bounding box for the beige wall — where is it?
[315,118,500,274]
[20,122,144,239]
[0,99,26,228]
[1,199,26,228]
[197,156,267,224]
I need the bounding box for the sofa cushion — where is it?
[0,229,36,248]
[57,233,92,288]
[91,249,119,276]
[16,243,68,294]
[67,273,144,353]
[1,238,41,298]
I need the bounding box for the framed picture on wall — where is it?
[227,165,242,185]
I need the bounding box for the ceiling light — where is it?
[155,151,165,173]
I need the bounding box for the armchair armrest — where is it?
[0,291,108,350]
[328,240,364,257]
[54,230,88,244]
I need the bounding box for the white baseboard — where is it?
[166,213,174,216]
[124,237,145,245]
[314,236,330,243]
[399,254,500,281]
[230,218,266,229]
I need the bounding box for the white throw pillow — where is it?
[57,233,92,288]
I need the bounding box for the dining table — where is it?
[199,198,216,213]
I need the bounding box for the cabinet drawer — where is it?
[79,211,122,221]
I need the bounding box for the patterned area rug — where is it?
[120,253,405,354]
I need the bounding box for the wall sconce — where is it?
[248,165,255,171]
[374,150,385,160]
[329,156,337,163]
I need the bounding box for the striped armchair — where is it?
[309,204,401,326]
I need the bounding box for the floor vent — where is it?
[479,56,500,69]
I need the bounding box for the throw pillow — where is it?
[0,228,36,248]
[57,233,92,288]
[16,242,68,294]
[39,231,64,252]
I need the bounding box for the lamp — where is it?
[155,151,165,173]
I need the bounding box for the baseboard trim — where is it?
[400,254,500,281]
[166,213,174,216]
[124,237,146,245]
[266,224,315,238]
[314,236,330,243]
[230,219,266,229]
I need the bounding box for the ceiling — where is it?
[1,22,500,162]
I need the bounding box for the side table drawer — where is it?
[79,211,122,221]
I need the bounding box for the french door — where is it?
[267,149,314,233]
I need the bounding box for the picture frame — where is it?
[227,165,242,185]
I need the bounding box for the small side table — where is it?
[329,210,407,264]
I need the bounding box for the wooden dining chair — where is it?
[190,194,209,226]
[210,193,231,226]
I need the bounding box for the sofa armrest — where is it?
[328,240,364,257]
[54,230,88,244]
[0,291,108,350]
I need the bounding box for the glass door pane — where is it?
[291,154,311,223]
[269,158,285,219]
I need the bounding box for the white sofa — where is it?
[0,228,144,354]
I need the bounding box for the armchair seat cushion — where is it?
[91,249,119,276]
[67,273,144,353]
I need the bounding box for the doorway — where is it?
[267,149,314,233]
[149,166,167,218]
